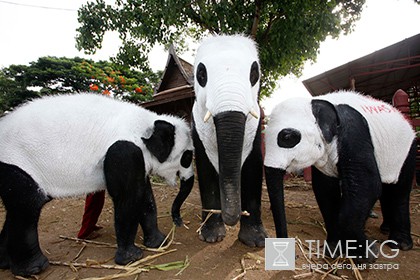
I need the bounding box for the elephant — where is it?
[0,93,194,276]
[192,35,267,247]
[264,90,416,263]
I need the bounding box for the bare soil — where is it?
[0,177,419,280]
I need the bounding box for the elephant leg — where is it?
[334,104,382,263]
[192,127,226,243]
[138,178,165,248]
[0,162,50,276]
[311,166,341,249]
[104,141,147,265]
[238,123,267,247]
[380,141,415,251]
[379,182,391,235]
[337,162,381,263]
[0,219,9,269]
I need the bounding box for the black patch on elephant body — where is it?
[312,104,383,262]
[311,99,339,143]
[142,120,175,163]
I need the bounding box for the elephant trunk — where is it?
[171,175,195,227]
[264,166,288,237]
[213,111,246,226]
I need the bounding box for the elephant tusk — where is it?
[204,110,212,122]
[249,108,259,119]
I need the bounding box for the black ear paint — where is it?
[277,128,301,148]
[180,150,193,168]
[311,100,339,143]
[196,62,207,87]
[250,61,259,86]
[142,120,175,163]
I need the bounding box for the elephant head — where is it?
[263,97,339,237]
[142,116,195,226]
[192,35,261,226]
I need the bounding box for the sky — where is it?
[0,0,419,114]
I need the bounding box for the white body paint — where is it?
[264,97,326,173]
[192,35,261,171]
[0,94,194,198]
[265,91,415,184]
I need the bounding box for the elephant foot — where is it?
[199,214,226,243]
[11,253,49,277]
[0,245,10,269]
[238,223,267,247]
[387,233,413,251]
[144,230,166,248]
[172,215,183,227]
[115,245,143,265]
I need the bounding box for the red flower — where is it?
[135,86,143,93]
[89,84,99,91]
[102,90,110,95]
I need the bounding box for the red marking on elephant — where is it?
[360,104,398,114]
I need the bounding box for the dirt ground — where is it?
[0,176,419,280]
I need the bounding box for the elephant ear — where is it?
[311,99,339,143]
[142,120,175,163]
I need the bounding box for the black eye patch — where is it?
[277,128,301,148]
[250,61,259,86]
[180,150,193,168]
[196,63,207,87]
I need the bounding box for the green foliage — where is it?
[76,0,366,98]
[0,56,160,114]
[0,71,39,114]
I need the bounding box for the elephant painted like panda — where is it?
[0,93,194,276]
[264,90,416,263]
[192,35,268,247]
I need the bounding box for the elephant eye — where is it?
[277,128,301,148]
[196,62,207,87]
[250,61,259,87]
[180,150,193,168]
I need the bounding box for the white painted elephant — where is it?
[192,35,267,247]
[0,93,194,276]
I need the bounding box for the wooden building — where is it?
[142,45,195,121]
[302,33,420,107]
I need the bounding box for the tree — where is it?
[76,0,366,98]
[0,57,160,114]
[0,71,39,114]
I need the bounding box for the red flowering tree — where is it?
[0,57,160,113]
[74,59,158,102]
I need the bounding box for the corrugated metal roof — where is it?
[302,33,420,102]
